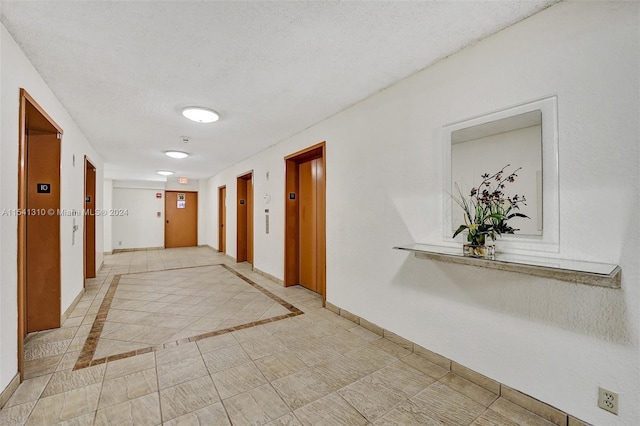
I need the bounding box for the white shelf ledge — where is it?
[394,243,621,289]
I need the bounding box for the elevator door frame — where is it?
[284,141,326,300]
[17,88,64,379]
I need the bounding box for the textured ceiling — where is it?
[1,1,556,180]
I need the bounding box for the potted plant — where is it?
[452,165,529,258]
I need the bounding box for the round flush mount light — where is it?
[164,151,189,159]
[157,170,174,176]
[182,107,219,123]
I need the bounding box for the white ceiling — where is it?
[1,1,556,181]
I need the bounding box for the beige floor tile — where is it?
[157,353,209,390]
[5,374,51,408]
[24,355,63,380]
[94,392,161,426]
[184,316,226,332]
[402,353,449,380]
[61,317,84,329]
[240,335,288,360]
[266,413,303,426]
[372,338,412,359]
[255,351,309,382]
[163,401,230,426]
[338,375,408,422]
[202,344,252,374]
[0,401,37,426]
[370,360,434,398]
[41,364,105,398]
[137,312,198,329]
[374,400,445,425]
[106,308,151,324]
[104,352,156,380]
[26,383,101,425]
[488,398,557,426]
[155,341,200,366]
[211,361,269,400]
[25,327,78,347]
[344,343,400,373]
[55,351,81,372]
[409,382,487,425]
[348,325,383,342]
[271,370,333,410]
[224,383,290,425]
[98,368,158,409]
[196,333,238,355]
[55,412,96,425]
[471,408,520,426]
[294,392,368,426]
[159,376,221,421]
[311,354,369,391]
[439,372,498,407]
[24,340,72,362]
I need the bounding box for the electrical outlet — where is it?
[598,387,618,415]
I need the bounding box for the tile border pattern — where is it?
[325,301,592,426]
[73,263,303,371]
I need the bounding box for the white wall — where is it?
[109,178,208,250]
[112,186,164,250]
[103,179,113,253]
[205,3,639,424]
[0,24,104,393]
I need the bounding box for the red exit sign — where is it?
[179,177,188,184]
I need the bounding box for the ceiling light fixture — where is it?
[182,107,219,123]
[164,151,189,159]
[157,170,174,176]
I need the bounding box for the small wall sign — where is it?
[177,200,186,209]
[177,193,186,201]
[156,192,162,199]
[37,183,51,193]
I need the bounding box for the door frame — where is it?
[18,88,63,380]
[284,141,326,300]
[218,185,226,253]
[236,171,253,263]
[83,156,97,283]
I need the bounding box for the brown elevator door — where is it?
[298,158,320,293]
[26,132,61,332]
[165,191,198,248]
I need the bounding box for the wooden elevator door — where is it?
[165,191,198,248]
[219,187,226,253]
[84,160,96,279]
[298,158,320,293]
[26,132,61,332]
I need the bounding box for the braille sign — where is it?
[37,183,51,194]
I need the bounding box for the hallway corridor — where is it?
[1,248,555,425]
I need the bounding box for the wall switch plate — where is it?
[598,387,618,415]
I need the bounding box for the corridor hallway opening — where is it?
[2,248,556,425]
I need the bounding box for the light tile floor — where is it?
[1,247,556,425]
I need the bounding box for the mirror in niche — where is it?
[442,96,559,253]
[451,110,543,236]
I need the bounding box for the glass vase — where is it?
[463,242,495,259]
